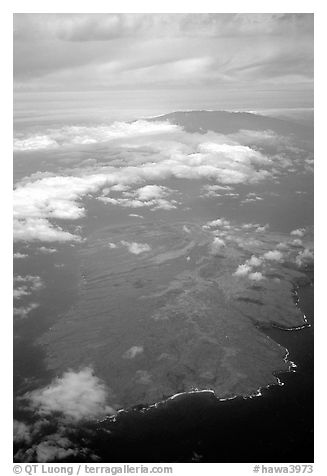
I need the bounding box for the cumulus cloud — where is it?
[134,184,167,201]
[14,421,32,444]
[14,120,179,151]
[295,248,314,267]
[13,252,28,259]
[32,435,78,463]
[248,272,265,281]
[290,238,303,247]
[14,275,43,300]
[123,346,144,359]
[129,213,144,219]
[263,250,284,262]
[100,184,177,211]
[14,424,82,463]
[247,255,262,267]
[25,367,116,421]
[233,264,252,276]
[204,218,230,229]
[201,184,233,198]
[210,237,225,254]
[120,241,151,255]
[38,247,57,254]
[14,217,80,243]
[290,228,306,237]
[255,224,269,232]
[276,242,288,250]
[14,303,39,318]
[14,135,58,152]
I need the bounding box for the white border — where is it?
[2,3,324,472]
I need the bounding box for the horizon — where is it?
[14,13,313,125]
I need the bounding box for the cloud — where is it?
[14,425,81,463]
[13,252,28,259]
[14,217,81,243]
[133,184,167,201]
[248,272,265,281]
[263,250,284,262]
[25,367,116,421]
[14,135,58,152]
[290,228,306,237]
[233,264,252,276]
[108,242,117,249]
[120,241,151,255]
[295,248,313,267]
[13,119,295,242]
[14,421,32,444]
[247,255,262,267]
[255,225,269,232]
[14,14,312,98]
[210,237,225,254]
[276,242,288,250]
[14,275,43,300]
[32,435,78,463]
[290,238,303,247]
[204,218,230,229]
[201,184,233,198]
[14,303,40,318]
[38,247,57,254]
[14,120,179,151]
[100,184,177,211]
[123,346,144,359]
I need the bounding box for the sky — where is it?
[13,13,314,120]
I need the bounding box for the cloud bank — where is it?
[14,120,279,242]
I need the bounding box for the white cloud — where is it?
[276,242,288,250]
[100,184,177,211]
[290,238,303,247]
[13,252,28,259]
[129,213,144,219]
[255,224,269,232]
[14,120,179,151]
[247,255,262,267]
[120,241,151,255]
[241,223,257,230]
[123,346,144,359]
[25,367,116,421]
[33,435,78,463]
[14,217,80,243]
[134,184,167,201]
[210,237,225,254]
[233,263,252,276]
[248,272,265,281]
[290,228,306,237]
[14,275,43,300]
[204,218,230,229]
[14,303,39,318]
[14,135,58,151]
[13,120,286,242]
[108,242,117,249]
[14,421,32,444]
[201,184,233,197]
[295,248,313,267]
[38,247,57,254]
[263,250,284,262]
